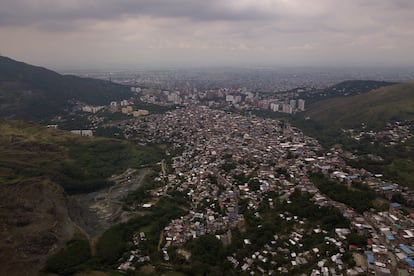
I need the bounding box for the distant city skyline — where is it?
[1,0,414,70]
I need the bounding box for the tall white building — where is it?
[282,103,293,114]
[289,99,296,109]
[270,103,280,112]
[298,99,305,111]
[167,92,182,104]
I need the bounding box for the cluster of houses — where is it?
[344,121,413,146]
[117,232,151,272]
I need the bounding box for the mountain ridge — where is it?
[0,56,132,120]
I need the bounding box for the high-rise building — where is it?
[289,99,296,109]
[270,103,280,112]
[282,103,293,114]
[298,99,305,111]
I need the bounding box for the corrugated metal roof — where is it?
[400,244,413,254]
[404,257,414,267]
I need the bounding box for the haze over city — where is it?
[1,0,414,70]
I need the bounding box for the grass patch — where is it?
[0,120,165,194]
[383,159,414,189]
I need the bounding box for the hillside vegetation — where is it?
[0,56,132,119]
[293,82,414,189]
[302,81,414,129]
[302,80,396,105]
[0,119,164,193]
[0,119,164,274]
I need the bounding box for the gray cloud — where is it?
[0,0,274,28]
[1,0,413,35]
[0,0,413,68]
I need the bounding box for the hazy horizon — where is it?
[56,64,414,74]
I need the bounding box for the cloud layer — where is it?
[1,0,413,69]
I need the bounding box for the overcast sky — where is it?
[1,0,414,70]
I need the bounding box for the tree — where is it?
[391,193,406,204]
[189,234,225,266]
[248,178,261,191]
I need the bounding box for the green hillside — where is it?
[293,81,414,189]
[0,56,132,120]
[302,80,396,105]
[0,119,163,193]
[302,81,414,129]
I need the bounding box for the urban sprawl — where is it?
[61,85,414,275]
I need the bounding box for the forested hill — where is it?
[302,80,397,105]
[0,56,131,120]
[301,81,414,129]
